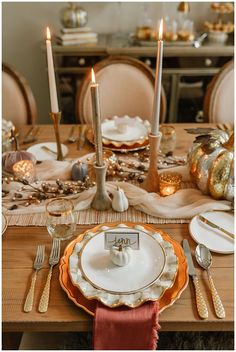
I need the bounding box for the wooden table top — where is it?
[2,124,234,333]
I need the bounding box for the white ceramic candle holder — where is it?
[91,163,112,211]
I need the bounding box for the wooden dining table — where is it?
[2,123,234,349]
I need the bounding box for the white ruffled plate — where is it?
[69,223,178,308]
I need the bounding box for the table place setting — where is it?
[2,17,234,351]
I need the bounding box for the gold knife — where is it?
[198,215,234,240]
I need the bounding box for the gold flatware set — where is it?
[22,126,41,144]
[24,239,60,313]
[183,239,226,320]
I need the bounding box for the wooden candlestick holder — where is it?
[142,132,162,193]
[91,163,112,211]
[50,112,63,161]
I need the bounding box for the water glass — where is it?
[46,198,76,241]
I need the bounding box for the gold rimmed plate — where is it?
[75,228,166,295]
[59,222,189,315]
[68,223,178,308]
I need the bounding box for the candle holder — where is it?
[142,132,162,193]
[12,160,35,183]
[159,171,182,196]
[50,112,64,161]
[91,163,112,211]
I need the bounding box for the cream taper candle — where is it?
[46,27,59,113]
[151,19,164,135]
[90,68,103,167]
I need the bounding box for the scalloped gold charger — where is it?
[59,222,188,316]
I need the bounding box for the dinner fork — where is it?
[24,245,45,313]
[22,126,40,144]
[38,239,61,313]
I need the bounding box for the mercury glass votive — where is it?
[159,171,182,196]
[160,125,176,156]
[12,160,35,183]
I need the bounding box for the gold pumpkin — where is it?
[188,130,234,201]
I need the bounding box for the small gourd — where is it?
[110,245,132,267]
[2,151,36,173]
[112,187,129,212]
[71,162,88,181]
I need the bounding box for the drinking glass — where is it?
[46,198,76,240]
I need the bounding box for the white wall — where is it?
[2,1,233,123]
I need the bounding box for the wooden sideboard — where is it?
[48,33,234,124]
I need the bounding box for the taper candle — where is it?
[46,27,59,113]
[151,19,164,135]
[90,68,103,167]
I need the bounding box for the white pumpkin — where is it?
[110,245,132,267]
[112,187,129,212]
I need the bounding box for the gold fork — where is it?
[41,145,57,155]
[24,245,45,312]
[38,239,60,313]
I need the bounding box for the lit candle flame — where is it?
[46,27,51,40]
[91,68,96,83]
[158,19,163,40]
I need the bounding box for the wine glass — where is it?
[46,198,76,241]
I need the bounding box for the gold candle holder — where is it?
[13,160,35,183]
[142,132,162,193]
[50,112,63,161]
[159,172,182,196]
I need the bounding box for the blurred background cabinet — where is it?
[49,34,234,124]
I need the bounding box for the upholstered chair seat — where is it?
[204,60,234,124]
[76,56,166,124]
[2,63,38,125]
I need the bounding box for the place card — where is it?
[104,231,140,250]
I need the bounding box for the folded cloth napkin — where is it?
[93,301,160,350]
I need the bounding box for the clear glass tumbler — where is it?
[46,198,76,241]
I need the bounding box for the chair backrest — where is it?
[2,63,38,125]
[76,56,166,124]
[204,60,234,124]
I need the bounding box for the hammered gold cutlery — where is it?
[22,126,40,144]
[67,125,77,143]
[38,238,60,313]
[182,239,208,319]
[77,125,87,150]
[41,145,57,155]
[24,245,45,313]
[198,214,234,240]
[195,244,225,319]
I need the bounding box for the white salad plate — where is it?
[69,224,178,308]
[27,142,68,161]
[101,116,150,143]
[189,211,234,254]
[2,213,7,235]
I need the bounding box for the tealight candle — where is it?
[159,171,182,196]
[13,160,35,183]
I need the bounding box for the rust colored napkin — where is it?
[93,301,160,350]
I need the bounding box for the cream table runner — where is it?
[3,166,231,226]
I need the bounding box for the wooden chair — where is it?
[2,63,38,124]
[203,60,234,124]
[76,56,166,124]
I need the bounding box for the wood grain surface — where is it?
[2,124,234,333]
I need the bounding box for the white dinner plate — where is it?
[2,213,7,235]
[189,211,234,254]
[69,224,178,308]
[80,228,166,294]
[27,142,68,161]
[101,116,150,142]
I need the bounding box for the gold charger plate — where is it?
[59,222,188,316]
